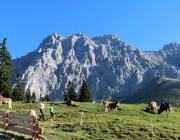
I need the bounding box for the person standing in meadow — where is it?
[47,103,55,121]
[38,100,46,121]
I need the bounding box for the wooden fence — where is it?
[0,111,46,140]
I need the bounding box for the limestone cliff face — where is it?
[13,33,180,102]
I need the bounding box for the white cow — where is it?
[28,109,37,118]
[146,101,157,113]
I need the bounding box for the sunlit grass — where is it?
[0,101,180,139]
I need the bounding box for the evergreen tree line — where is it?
[0,38,51,102]
[0,38,93,102]
[7,71,39,102]
[64,80,93,102]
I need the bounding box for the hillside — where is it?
[0,102,180,140]
[122,77,180,106]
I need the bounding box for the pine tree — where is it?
[64,80,78,101]
[44,94,51,102]
[78,80,93,102]
[12,73,25,101]
[31,91,36,101]
[40,93,43,101]
[0,38,14,98]
[25,88,31,102]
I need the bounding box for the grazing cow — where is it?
[146,101,157,113]
[28,109,37,118]
[158,103,173,115]
[103,101,120,113]
[0,95,12,110]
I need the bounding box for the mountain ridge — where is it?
[13,33,180,102]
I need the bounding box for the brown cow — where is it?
[0,95,12,110]
[103,101,120,113]
[146,101,157,113]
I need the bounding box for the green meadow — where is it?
[0,101,180,140]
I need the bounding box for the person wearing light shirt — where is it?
[38,100,46,121]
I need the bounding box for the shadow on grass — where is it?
[79,109,88,112]
[0,131,31,140]
[61,101,77,107]
[141,109,156,114]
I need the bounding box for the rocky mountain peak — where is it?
[162,42,180,52]
[13,33,180,102]
[37,33,64,52]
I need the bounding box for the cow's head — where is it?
[158,109,162,114]
[146,107,151,112]
[116,101,120,107]
[103,101,109,106]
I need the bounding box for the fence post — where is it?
[38,127,46,140]
[150,118,154,136]
[32,116,36,140]
[39,127,43,136]
[1,111,46,140]
[80,112,83,126]
[5,110,9,131]
[35,121,39,139]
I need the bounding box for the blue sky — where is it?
[1,1,180,59]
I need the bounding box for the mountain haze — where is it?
[13,33,180,102]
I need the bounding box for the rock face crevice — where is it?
[13,33,180,102]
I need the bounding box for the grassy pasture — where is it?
[0,102,180,140]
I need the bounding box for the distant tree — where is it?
[40,93,43,101]
[31,91,36,101]
[44,94,51,102]
[12,73,25,101]
[64,92,69,101]
[78,80,93,102]
[0,38,14,98]
[64,80,78,101]
[25,88,31,102]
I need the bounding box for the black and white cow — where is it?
[158,103,173,115]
